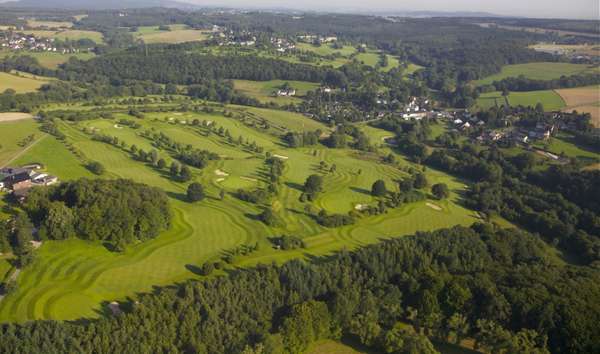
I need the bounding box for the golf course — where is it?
[0,104,478,322]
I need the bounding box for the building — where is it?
[0,166,58,200]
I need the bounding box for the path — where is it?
[0,133,47,169]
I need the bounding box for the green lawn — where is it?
[474,62,598,86]
[533,133,600,161]
[234,80,320,104]
[475,90,566,111]
[0,109,478,322]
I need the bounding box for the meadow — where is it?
[26,20,73,29]
[0,118,40,166]
[0,51,95,69]
[233,79,320,104]
[133,25,209,44]
[0,104,478,322]
[19,29,104,43]
[474,62,598,86]
[475,90,566,111]
[0,71,49,93]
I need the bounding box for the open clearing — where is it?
[557,85,600,127]
[0,105,478,322]
[474,62,598,86]
[27,20,73,29]
[133,25,209,44]
[0,112,33,122]
[0,118,40,167]
[0,71,49,93]
[475,90,566,111]
[234,79,320,104]
[19,29,104,43]
[531,43,600,57]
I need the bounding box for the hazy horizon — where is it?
[182,0,599,20]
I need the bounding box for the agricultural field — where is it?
[19,29,104,43]
[0,105,478,322]
[0,117,40,167]
[26,20,73,29]
[475,90,566,111]
[0,71,49,93]
[296,43,357,57]
[530,43,600,57]
[557,85,600,127]
[233,79,320,104]
[133,25,210,44]
[474,62,598,86]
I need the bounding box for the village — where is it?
[0,30,85,54]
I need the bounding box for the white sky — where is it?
[187,0,600,20]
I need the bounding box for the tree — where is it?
[446,313,469,345]
[187,183,205,202]
[304,174,324,196]
[259,208,279,226]
[170,161,181,176]
[219,189,226,200]
[157,158,167,169]
[371,179,387,197]
[431,183,449,200]
[180,165,192,182]
[413,173,428,189]
[87,161,105,175]
[40,202,75,240]
[11,214,33,256]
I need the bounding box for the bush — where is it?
[86,161,105,175]
[431,183,449,200]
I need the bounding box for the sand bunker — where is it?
[215,169,229,176]
[426,202,442,211]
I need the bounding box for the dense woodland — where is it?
[1,224,598,353]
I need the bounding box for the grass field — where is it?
[133,25,209,44]
[557,85,600,127]
[474,62,598,86]
[296,43,357,57]
[531,43,600,57]
[0,51,95,69]
[0,118,40,167]
[19,29,104,43]
[0,105,478,322]
[0,71,49,93]
[475,90,566,111]
[27,20,73,29]
[533,133,600,161]
[234,80,320,104]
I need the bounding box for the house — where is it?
[276,89,296,97]
[0,166,58,200]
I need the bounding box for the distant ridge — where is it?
[0,0,199,10]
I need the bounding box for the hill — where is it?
[0,0,195,9]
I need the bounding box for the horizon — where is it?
[0,0,599,20]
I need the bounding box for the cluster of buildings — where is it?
[271,37,296,53]
[297,34,338,44]
[0,166,58,201]
[275,88,297,97]
[0,32,82,54]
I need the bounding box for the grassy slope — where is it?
[475,90,566,111]
[474,62,598,86]
[234,79,320,104]
[0,72,48,93]
[0,119,40,166]
[0,108,478,322]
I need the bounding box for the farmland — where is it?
[474,62,598,86]
[133,25,210,44]
[557,85,600,127]
[26,20,73,29]
[233,79,320,104]
[475,89,566,111]
[19,29,104,43]
[0,71,49,93]
[0,105,477,322]
[0,51,95,69]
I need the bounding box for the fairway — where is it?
[474,62,598,86]
[234,79,320,104]
[0,107,478,322]
[475,90,566,111]
[0,72,49,93]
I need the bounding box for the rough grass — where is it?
[0,72,49,93]
[474,62,598,86]
[475,90,566,111]
[0,110,478,322]
[233,79,320,104]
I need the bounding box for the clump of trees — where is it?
[187,182,205,202]
[301,174,324,201]
[431,183,449,200]
[23,179,171,249]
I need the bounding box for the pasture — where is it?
[474,62,598,86]
[133,25,209,44]
[27,20,73,29]
[0,71,49,93]
[296,43,357,57]
[233,79,320,104]
[0,51,95,69]
[557,85,600,127]
[475,90,566,111]
[0,118,39,167]
[19,29,104,43]
[0,106,478,322]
